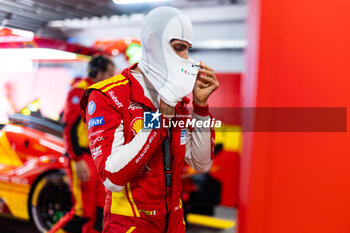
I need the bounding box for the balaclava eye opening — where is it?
[138,6,199,107]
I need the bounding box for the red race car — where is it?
[0,112,72,232]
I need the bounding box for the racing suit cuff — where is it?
[193,101,210,117]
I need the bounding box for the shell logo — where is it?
[131,117,143,135]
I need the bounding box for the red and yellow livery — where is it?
[0,113,72,232]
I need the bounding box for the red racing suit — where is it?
[80,65,215,233]
[49,78,105,233]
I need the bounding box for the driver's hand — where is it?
[193,61,219,106]
[160,99,175,119]
[75,160,90,182]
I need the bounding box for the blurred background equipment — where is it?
[0,26,109,121]
[93,37,142,68]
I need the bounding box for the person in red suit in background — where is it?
[49,55,115,233]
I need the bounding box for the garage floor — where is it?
[0,206,236,233]
[0,216,39,233]
[187,206,236,233]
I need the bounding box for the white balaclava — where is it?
[138,6,199,107]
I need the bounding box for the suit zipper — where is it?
[163,128,172,232]
[163,171,169,233]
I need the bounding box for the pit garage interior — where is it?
[0,0,350,233]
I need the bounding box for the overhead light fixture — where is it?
[192,39,247,50]
[0,48,77,60]
[112,0,171,4]
[0,59,33,72]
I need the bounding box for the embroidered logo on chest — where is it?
[108,90,123,108]
[128,101,144,110]
[131,116,143,135]
[180,129,187,145]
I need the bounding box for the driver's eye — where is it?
[173,44,186,52]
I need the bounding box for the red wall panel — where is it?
[240,1,350,233]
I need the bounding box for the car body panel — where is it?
[0,119,68,221]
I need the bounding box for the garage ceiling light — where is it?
[0,48,77,60]
[192,39,247,50]
[112,0,171,4]
[0,59,33,72]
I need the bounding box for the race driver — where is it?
[80,6,219,233]
[49,55,115,233]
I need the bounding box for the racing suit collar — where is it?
[85,78,95,86]
[122,63,157,111]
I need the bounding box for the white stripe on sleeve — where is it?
[105,122,151,174]
[103,178,124,192]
